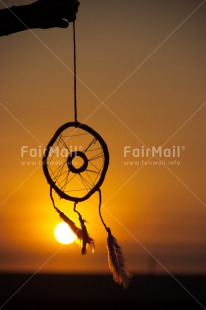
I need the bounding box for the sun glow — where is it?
[54,222,76,245]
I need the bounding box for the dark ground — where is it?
[0,273,205,310]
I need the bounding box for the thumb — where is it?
[55,19,69,28]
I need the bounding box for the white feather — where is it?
[107,230,132,288]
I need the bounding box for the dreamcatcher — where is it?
[42,21,131,288]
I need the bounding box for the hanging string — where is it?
[73,22,78,123]
[98,188,109,233]
[98,189,132,288]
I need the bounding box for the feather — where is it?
[49,187,94,254]
[54,205,94,254]
[107,228,132,288]
[77,213,95,255]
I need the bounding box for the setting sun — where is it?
[54,222,77,245]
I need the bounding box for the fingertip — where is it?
[59,19,69,28]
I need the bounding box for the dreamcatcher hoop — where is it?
[43,121,109,202]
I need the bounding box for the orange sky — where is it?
[0,0,206,275]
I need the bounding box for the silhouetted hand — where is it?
[0,0,80,36]
[28,0,80,29]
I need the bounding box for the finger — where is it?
[55,0,80,19]
[55,19,69,28]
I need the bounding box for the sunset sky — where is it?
[0,0,206,275]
